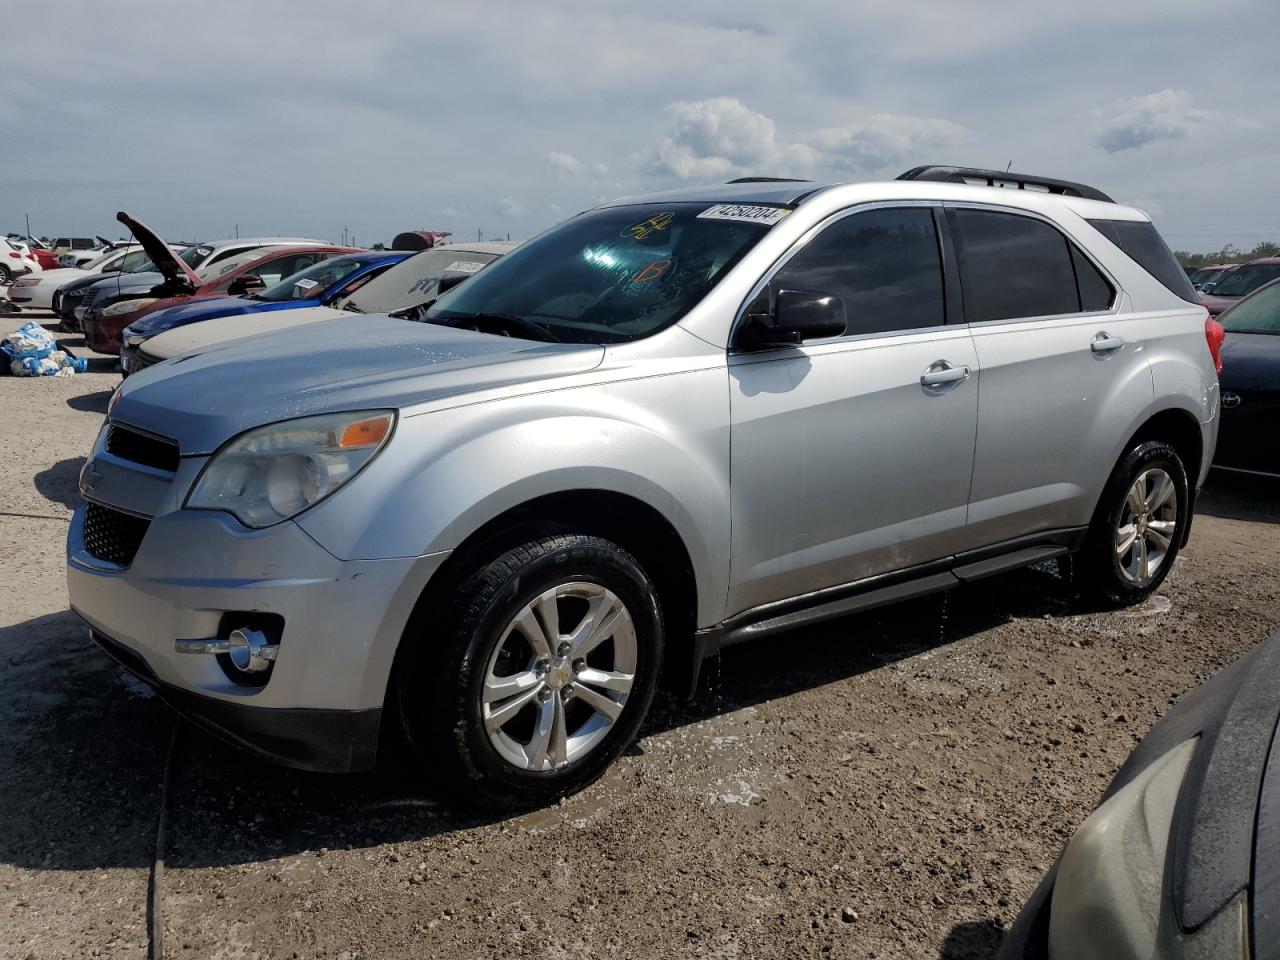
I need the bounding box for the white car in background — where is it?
[6,245,179,310]
[1,237,42,284]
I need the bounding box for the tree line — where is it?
[1175,242,1280,269]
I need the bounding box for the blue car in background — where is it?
[119,250,410,374]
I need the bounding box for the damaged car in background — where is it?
[129,241,516,371]
[118,249,413,375]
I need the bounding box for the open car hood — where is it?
[115,212,201,291]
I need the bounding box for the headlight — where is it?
[11,277,39,288]
[102,298,158,318]
[186,411,395,528]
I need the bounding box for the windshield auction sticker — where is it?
[445,261,486,274]
[623,212,675,241]
[697,204,791,225]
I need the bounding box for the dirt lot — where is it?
[2,312,1278,960]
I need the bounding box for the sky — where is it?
[3,0,1276,253]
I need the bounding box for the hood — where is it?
[114,314,605,454]
[116,212,200,291]
[82,272,165,307]
[1220,333,1280,392]
[128,295,262,339]
[144,305,346,360]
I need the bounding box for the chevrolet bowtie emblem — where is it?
[1222,392,1242,409]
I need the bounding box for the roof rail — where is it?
[896,165,1114,203]
[725,177,812,184]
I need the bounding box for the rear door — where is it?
[728,204,979,615]
[949,205,1153,546]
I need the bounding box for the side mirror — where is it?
[737,287,846,349]
[227,274,266,296]
[1200,282,1216,295]
[436,273,469,295]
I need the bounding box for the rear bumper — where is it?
[88,625,381,772]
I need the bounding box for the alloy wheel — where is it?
[1115,467,1178,585]
[481,581,637,771]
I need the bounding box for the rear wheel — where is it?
[1080,440,1188,606]
[0,264,11,284]
[396,533,664,810]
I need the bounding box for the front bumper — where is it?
[67,492,447,771]
[89,625,383,772]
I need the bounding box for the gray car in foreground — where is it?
[68,166,1221,809]
[999,628,1280,960]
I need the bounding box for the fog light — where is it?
[227,628,279,674]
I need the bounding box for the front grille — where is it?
[106,423,180,472]
[51,289,62,313]
[135,350,161,371]
[83,502,150,566]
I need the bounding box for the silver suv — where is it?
[67,166,1222,809]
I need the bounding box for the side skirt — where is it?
[687,527,1085,698]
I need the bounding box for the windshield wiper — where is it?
[342,302,365,314]
[432,312,561,343]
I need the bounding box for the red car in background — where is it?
[29,247,63,271]
[1200,257,1280,316]
[81,214,358,353]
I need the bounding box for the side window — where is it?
[1071,246,1115,312]
[771,207,946,335]
[950,209,1080,322]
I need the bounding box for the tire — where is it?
[1079,440,1188,607]
[396,533,664,810]
[0,264,11,284]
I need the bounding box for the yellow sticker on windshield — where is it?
[623,212,675,241]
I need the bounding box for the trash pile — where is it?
[1,322,88,377]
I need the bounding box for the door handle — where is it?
[920,361,972,388]
[1090,332,1126,355]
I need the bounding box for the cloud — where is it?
[497,196,529,218]
[645,97,968,181]
[1094,89,1222,153]
[544,151,607,178]
[807,114,970,175]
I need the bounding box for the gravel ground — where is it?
[2,313,1278,960]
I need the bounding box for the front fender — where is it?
[295,367,732,626]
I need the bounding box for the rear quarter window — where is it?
[949,209,1081,322]
[1087,219,1198,303]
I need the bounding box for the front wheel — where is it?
[1079,440,1188,606]
[396,533,664,810]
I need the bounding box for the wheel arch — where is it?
[391,488,702,700]
[1117,406,1205,547]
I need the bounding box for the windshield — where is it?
[180,244,215,269]
[196,249,265,281]
[258,255,376,302]
[339,248,502,314]
[1221,281,1280,334]
[1211,263,1280,298]
[425,202,779,343]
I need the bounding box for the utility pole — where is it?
[235,223,239,238]
[478,228,483,242]
[25,213,31,240]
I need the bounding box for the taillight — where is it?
[7,252,18,259]
[1205,315,1225,377]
